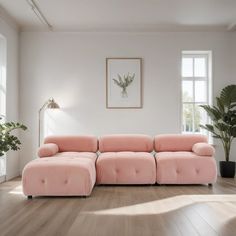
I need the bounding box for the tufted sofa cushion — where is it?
[99,134,153,152]
[154,134,208,152]
[22,153,97,196]
[44,135,98,152]
[96,152,156,184]
[155,152,217,184]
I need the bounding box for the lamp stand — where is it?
[38,98,60,147]
[38,101,49,147]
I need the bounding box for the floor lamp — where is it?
[38,98,60,146]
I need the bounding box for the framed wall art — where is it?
[106,58,142,109]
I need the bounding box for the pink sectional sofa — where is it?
[22,133,217,198]
[96,134,156,184]
[22,136,98,198]
[154,134,217,185]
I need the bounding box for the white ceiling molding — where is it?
[227,23,236,32]
[26,0,53,30]
[0,6,19,31]
[42,24,226,33]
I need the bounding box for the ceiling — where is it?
[0,0,236,32]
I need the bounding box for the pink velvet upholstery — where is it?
[22,135,98,197]
[38,143,59,157]
[99,134,153,152]
[23,133,217,196]
[155,152,217,184]
[97,134,156,184]
[154,134,208,152]
[23,153,97,196]
[154,134,217,184]
[96,152,156,184]
[192,143,215,156]
[44,135,98,152]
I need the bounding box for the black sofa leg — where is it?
[27,195,32,199]
[208,183,213,187]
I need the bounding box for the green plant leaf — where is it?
[216,97,225,113]
[230,103,236,109]
[200,105,221,121]
[205,124,214,131]
[229,126,236,137]
[220,84,236,107]
[0,121,27,157]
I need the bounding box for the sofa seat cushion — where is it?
[155,152,217,184]
[22,153,97,196]
[96,152,156,184]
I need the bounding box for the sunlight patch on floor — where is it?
[9,185,23,195]
[83,194,236,216]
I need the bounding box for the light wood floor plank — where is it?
[0,177,236,236]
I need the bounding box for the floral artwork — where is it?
[113,73,135,98]
[106,58,142,108]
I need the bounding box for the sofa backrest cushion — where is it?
[154,134,208,152]
[44,135,98,152]
[99,134,153,152]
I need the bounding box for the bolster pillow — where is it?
[38,143,59,158]
[192,143,215,156]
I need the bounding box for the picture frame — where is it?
[106,58,142,109]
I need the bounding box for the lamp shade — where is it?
[46,98,60,109]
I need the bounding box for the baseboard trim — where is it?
[0,175,6,183]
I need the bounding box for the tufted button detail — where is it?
[115,169,119,173]
[41,179,45,184]
[135,169,139,174]
[176,169,180,174]
[196,169,200,174]
[64,180,68,184]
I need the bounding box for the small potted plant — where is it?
[200,84,236,178]
[0,117,27,157]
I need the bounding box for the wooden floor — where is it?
[0,178,236,236]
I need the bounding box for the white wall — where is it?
[0,15,20,180]
[19,31,236,171]
[228,32,236,163]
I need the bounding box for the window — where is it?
[0,35,6,181]
[181,51,212,136]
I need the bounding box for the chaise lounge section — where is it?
[154,134,217,185]
[22,135,98,197]
[96,134,156,184]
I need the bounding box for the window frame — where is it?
[181,51,212,138]
[0,35,7,181]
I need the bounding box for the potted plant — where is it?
[0,117,27,157]
[200,84,236,178]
